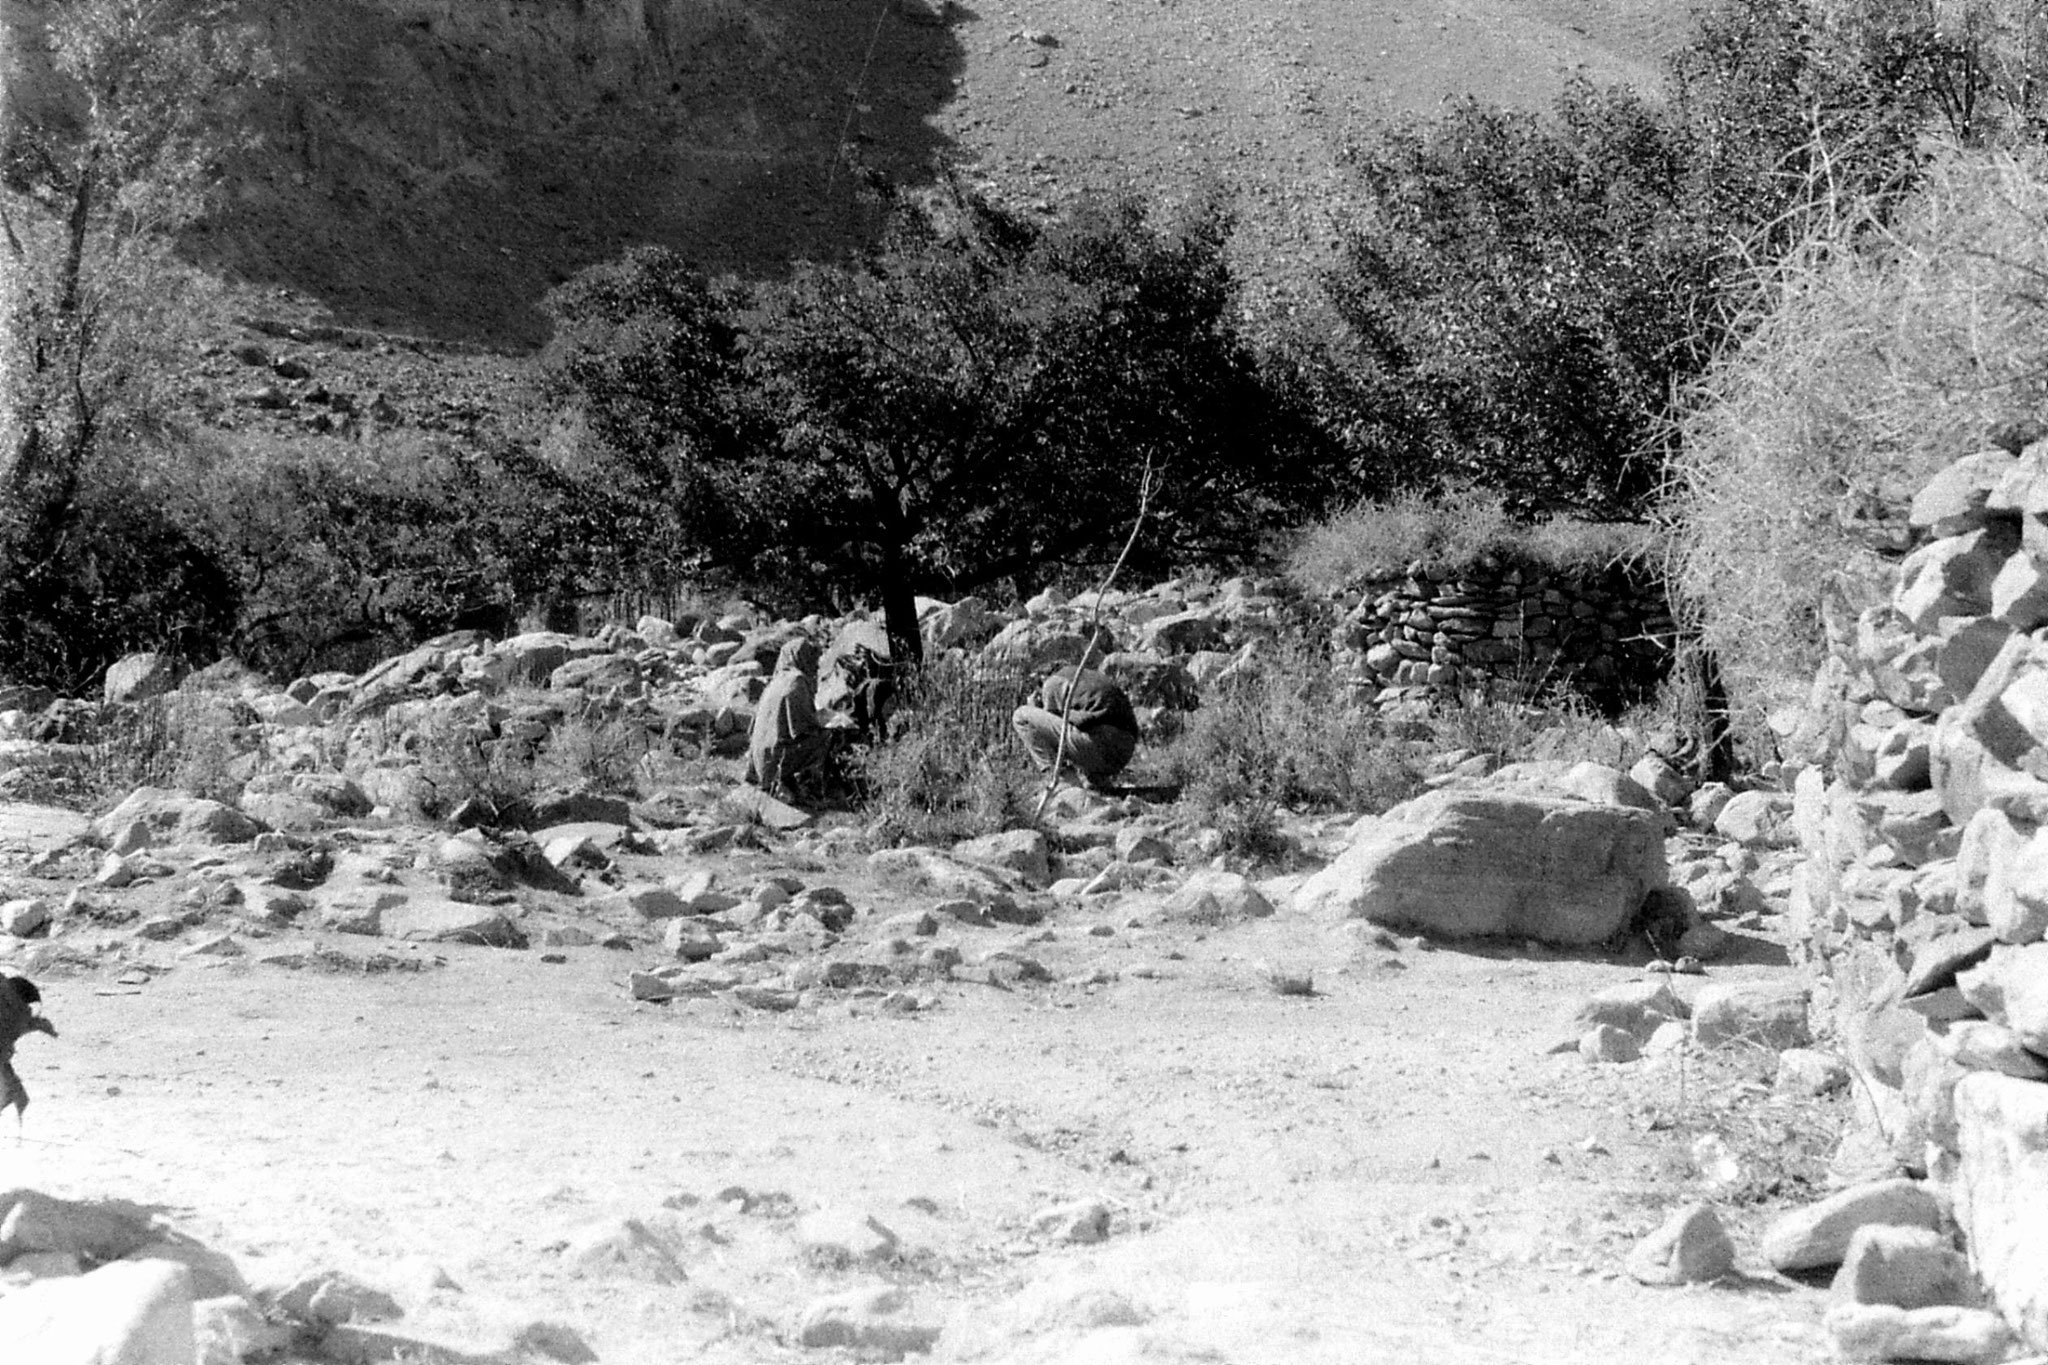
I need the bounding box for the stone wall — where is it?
[1791,446,2048,1351]
[1331,559,1674,711]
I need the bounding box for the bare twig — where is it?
[1031,456,1156,820]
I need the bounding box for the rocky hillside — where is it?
[5,0,1682,346]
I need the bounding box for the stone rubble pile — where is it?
[1785,443,2048,1357]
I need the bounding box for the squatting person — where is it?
[1011,664,1139,790]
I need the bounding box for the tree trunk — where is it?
[878,545,924,666]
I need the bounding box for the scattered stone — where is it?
[1625,1202,1735,1285]
[1776,1048,1851,1097]
[1690,979,1812,1050]
[1163,870,1274,924]
[1833,1224,1979,1310]
[564,1217,687,1285]
[1,897,51,937]
[1825,1303,2013,1364]
[795,1285,941,1356]
[273,1268,403,1324]
[193,1292,296,1363]
[796,1208,901,1265]
[953,829,1051,886]
[1580,1024,1641,1063]
[1031,1198,1112,1243]
[1761,1179,1945,1272]
[1713,790,1794,846]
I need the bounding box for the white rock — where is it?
[1825,1303,2012,1363]
[0,1259,194,1364]
[1761,1179,1944,1272]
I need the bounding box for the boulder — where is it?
[1163,870,1274,924]
[90,787,264,847]
[102,652,184,705]
[1953,1072,2048,1350]
[1833,1225,1978,1311]
[1691,980,1811,1051]
[1825,1304,2013,1364]
[953,830,1052,887]
[1761,1179,1945,1272]
[1626,1202,1735,1285]
[0,1259,194,1365]
[1293,788,1665,946]
[1931,630,2048,825]
[378,898,527,948]
[1956,942,2048,1051]
[1713,789,1795,846]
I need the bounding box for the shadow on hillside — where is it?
[183,0,968,348]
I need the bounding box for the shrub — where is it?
[533,715,653,796]
[1669,149,2048,721]
[1159,645,1428,858]
[856,656,1039,845]
[410,708,537,822]
[1286,484,1655,592]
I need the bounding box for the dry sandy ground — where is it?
[0,801,1844,1364]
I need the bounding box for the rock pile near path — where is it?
[1789,443,2048,1354]
[0,1187,602,1364]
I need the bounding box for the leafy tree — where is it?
[544,184,1334,660]
[0,0,271,686]
[1321,85,1725,518]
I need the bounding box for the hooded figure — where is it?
[0,972,56,1125]
[745,638,840,802]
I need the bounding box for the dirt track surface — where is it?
[2,845,1840,1363]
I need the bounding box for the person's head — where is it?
[777,638,821,677]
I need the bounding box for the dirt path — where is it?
[2,879,1838,1363]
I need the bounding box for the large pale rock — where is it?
[378,898,527,949]
[1991,551,2048,630]
[102,652,184,705]
[953,830,1051,887]
[795,1285,941,1355]
[1953,1072,2048,1350]
[1292,788,1665,946]
[1956,808,2026,928]
[1163,870,1274,924]
[1761,1179,1944,1272]
[1894,527,2014,633]
[1911,449,2019,536]
[1713,789,1795,846]
[1690,979,1811,1051]
[1957,942,2048,1051]
[89,787,263,847]
[0,1259,195,1364]
[1931,631,2048,825]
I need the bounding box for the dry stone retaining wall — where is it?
[1792,443,2048,1352]
[1331,559,1674,711]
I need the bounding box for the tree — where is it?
[544,183,1334,661]
[0,0,271,686]
[1321,86,1725,518]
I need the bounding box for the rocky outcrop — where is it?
[1791,443,2048,1352]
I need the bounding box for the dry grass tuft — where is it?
[1287,484,1655,593]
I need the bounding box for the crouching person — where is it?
[1012,666,1139,790]
[746,639,849,805]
